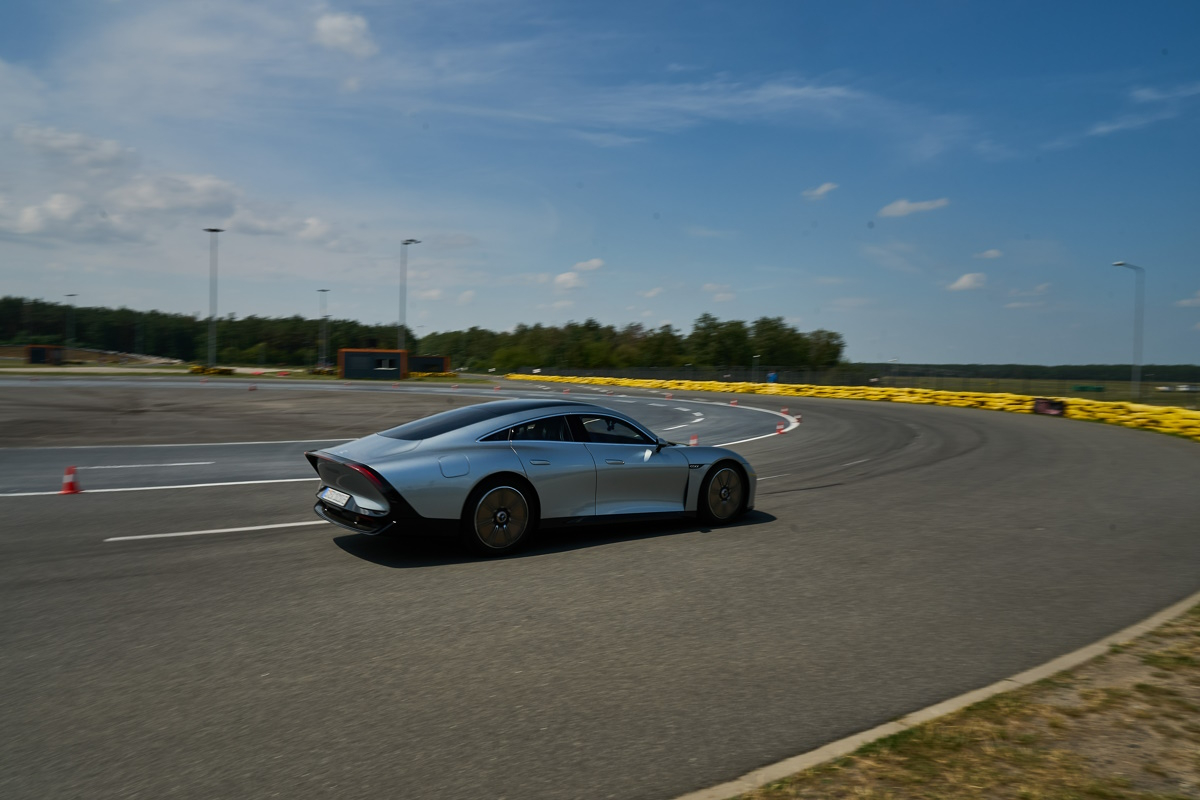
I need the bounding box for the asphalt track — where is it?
[2,376,1199,799]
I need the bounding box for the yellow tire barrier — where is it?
[504,374,1200,443]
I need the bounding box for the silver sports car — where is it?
[305,399,756,555]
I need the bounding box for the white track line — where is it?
[105,520,328,542]
[0,477,319,498]
[756,474,790,481]
[79,461,215,470]
[662,424,689,431]
[0,438,352,451]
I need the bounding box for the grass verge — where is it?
[732,603,1200,800]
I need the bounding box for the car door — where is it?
[569,414,690,515]
[490,414,597,521]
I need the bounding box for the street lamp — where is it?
[1113,261,1146,402]
[203,228,224,368]
[399,238,420,351]
[63,293,78,351]
[752,354,760,383]
[317,289,331,369]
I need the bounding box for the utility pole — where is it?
[204,228,224,367]
[1112,262,1146,402]
[399,239,420,351]
[318,288,330,369]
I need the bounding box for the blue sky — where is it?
[1,0,1198,363]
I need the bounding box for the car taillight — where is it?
[347,462,384,488]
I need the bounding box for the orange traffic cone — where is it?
[563,388,570,394]
[60,466,81,495]
[730,399,738,406]
[781,407,789,415]
[776,421,785,434]
[665,393,673,399]
[248,384,257,391]
[688,433,699,446]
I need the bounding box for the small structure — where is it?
[26,345,65,365]
[409,355,451,374]
[338,348,408,380]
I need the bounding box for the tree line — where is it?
[0,297,845,371]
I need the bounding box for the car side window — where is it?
[482,415,573,442]
[577,415,653,445]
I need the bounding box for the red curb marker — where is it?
[730,399,738,406]
[688,433,699,446]
[249,384,256,392]
[392,383,399,388]
[796,413,803,423]
[781,407,788,415]
[60,466,81,495]
[665,393,673,399]
[563,388,570,393]
[494,385,501,391]
[776,421,785,434]
[452,384,458,389]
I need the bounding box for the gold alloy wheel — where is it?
[705,467,743,521]
[473,486,530,549]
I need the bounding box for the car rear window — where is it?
[378,400,573,440]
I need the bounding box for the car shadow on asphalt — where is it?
[332,509,778,568]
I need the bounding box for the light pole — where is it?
[1113,261,1146,402]
[752,353,760,383]
[64,294,78,351]
[317,288,330,369]
[399,238,420,351]
[204,228,224,367]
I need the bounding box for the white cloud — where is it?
[313,13,378,58]
[973,248,1003,259]
[1010,283,1051,298]
[297,217,332,241]
[457,290,475,305]
[702,283,734,302]
[1177,291,1200,308]
[0,192,139,242]
[1004,301,1042,309]
[572,258,604,271]
[108,173,239,214]
[878,197,950,218]
[14,125,135,173]
[1131,82,1200,103]
[415,289,443,300]
[547,300,573,310]
[685,225,736,238]
[947,272,986,291]
[1087,109,1177,137]
[341,77,362,93]
[554,271,583,290]
[802,182,838,200]
[639,287,663,298]
[227,208,295,236]
[862,241,922,273]
[571,131,643,148]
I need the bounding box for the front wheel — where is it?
[461,478,538,556]
[698,463,747,524]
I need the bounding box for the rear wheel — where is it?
[461,477,538,556]
[698,463,747,524]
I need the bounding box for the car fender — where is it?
[372,443,525,520]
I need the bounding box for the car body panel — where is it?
[305,399,757,537]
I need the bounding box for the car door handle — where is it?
[529,460,550,466]
[605,459,624,465]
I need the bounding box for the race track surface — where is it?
[1,376,1198,799]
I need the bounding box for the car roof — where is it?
[377,398,615,441]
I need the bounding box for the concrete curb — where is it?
[670,587,1200,800]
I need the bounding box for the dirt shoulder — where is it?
[734,602,1200,800]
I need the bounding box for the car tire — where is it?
[460,476,539,556]
[698,462,747,524]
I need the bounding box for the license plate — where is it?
[321,487,350,507]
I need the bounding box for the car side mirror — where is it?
[655,436,669,452]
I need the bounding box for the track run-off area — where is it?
[2,375,1199,800]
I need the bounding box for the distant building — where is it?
[338,348,407,380]
[26,345,64,365]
